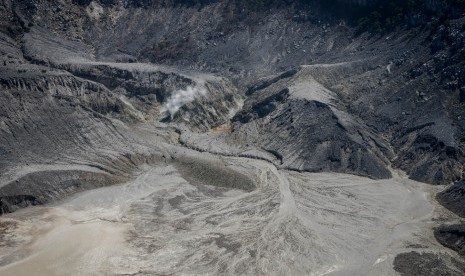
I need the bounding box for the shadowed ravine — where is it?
[0,151,443,276]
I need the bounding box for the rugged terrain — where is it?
[1,0,465,275]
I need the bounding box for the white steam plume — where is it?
[162,85,207,117]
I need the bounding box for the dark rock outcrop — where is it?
[394,251,465,276]
[0,195,41,214]
[435,224,465,255]
[437,181,465,217]
[229,65,392,179]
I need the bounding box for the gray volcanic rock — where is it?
[174,154,256,191]
[435,224,465,255]
[437,181,465,217]
[435,181,465,256]
[4,0,463,183]
[394,251,465,276]
[229,66,392,179]
[0,13,242,214]
[0,195,41,214]
[19,25,243,130]
[0,170,124,214]
[0,0,463,210]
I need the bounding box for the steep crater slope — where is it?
[13,0,463,185]
[0,17,242,212]
[229,64,392,178]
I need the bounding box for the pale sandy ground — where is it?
[0,155,446,276]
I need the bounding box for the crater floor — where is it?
[0,151,446,276]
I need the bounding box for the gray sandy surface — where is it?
[0,153,448,276]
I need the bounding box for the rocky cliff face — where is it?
[0,0,464,195]
[1,0,464,187]
[18,2,463,183]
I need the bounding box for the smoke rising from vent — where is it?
[162,85,207,117]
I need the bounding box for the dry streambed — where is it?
[0,155,445,275]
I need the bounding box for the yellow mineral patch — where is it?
[209,123,231,134]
